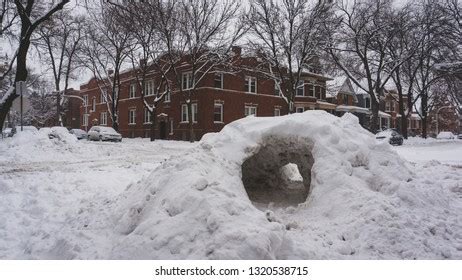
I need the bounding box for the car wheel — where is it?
[99,135,103,141]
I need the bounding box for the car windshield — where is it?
[100,127,117,134]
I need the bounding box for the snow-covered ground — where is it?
[0,113,461,259]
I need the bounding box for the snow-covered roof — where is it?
[327,76,358,102]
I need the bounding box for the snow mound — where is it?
[111,111,431,259]
[3,127,78,162]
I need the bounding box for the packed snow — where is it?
[0,111,461,259]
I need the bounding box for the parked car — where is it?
[376,129,404,146]
[436,131,455,140]
[1,128,13,138]
[458,134,462,140]
[87,126,122,142]
[18,126,38,133]
[69,128,88,140]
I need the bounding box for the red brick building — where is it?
[77,51,332,140]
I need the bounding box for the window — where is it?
[296,107,304,113]
[274,108,281,116]
[214,103,223,123]
[192,104,198,123]
[100,112,107,125]
[181,104,198,123]
[144,108,152,124]
[145,80,154,96]
[315,85,321,99]
[92,98,96,112]
[182,72,194,90]
[100,89,107,104]
[129,109,136,125]
[365,97,371,108]
[296,80,305,96]
[307,84,315,97]
[214,73,223,89]
[274,81,281,96]
[390,102,395,112]
[83,95,88,106]
[83,114,89,126]
[164,91,171,103]
[181,104,188,122]
[129,83,136,99]
[245,76,257,94]
[385,101,391,112]
[244,106,257,116]
[343,95,349,105]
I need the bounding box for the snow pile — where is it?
[2,127,79,162]
[108,111,460,260]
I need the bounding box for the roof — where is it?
[327,76,358,102]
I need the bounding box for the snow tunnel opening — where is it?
[241,136,314,207]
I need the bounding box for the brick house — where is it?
[77,50,333,140]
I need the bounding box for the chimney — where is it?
[231,46,242,57]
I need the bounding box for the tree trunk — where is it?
[398,92,407,139]
[421,93,428,138]
[370,98,380,133]
[150,110,157,142]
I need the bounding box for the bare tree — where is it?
[35,10,84,126]
[79,2,133,132]
[246,0,333,113]
[327,0,414,133]
[110,1,172,141]
[157,0,245,142]
[0,0,70,132]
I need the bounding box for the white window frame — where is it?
[245,76,257,94]
[296,80,305,96]
[181,104,198,123]
[308,83,315,97]
[100,89,107,104]
[83,95,88,106]
[83,114,89,126]
[129,83,136,99]
[129,109,136,125]
[145,80,154,96]
[214,103,224,123]
[182,72,194,90]
[244,105,257,117]
[214,73,224,89]
[181,104,188,123]
[100,112,107,126]
[144,108,152,124]
[274,108,281,116]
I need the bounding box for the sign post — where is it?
[16,81,26,132]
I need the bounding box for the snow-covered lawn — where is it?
[0,136,195,259]
[0,113,461,259]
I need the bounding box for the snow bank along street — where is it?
[0,111,461,259]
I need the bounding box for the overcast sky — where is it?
[1,0,412,91]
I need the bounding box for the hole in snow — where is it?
[241,136,314,207]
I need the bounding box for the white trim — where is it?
[128,109,136,125]
[245,76,257,94]
[214,103,224,123]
